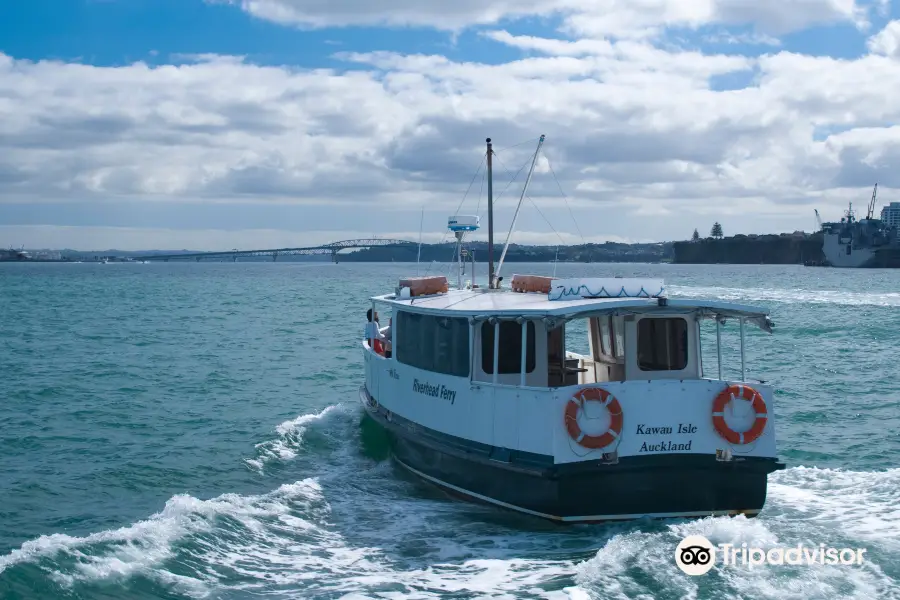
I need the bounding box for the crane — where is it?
[866,183,878,220]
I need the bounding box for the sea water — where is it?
[0,261,898,599]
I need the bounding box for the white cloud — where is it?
[4,0,900,249]
[216,0,874,37]
[211,0,559,30]
[702,30,782,46]
[558,0,869,39]
[867,20,900,57]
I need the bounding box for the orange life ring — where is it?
[712,385,767,445]
[564,388,623,449]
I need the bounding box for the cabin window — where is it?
[599,318,612,356]
[396,312,469,377]
[612,316,625,359]
[637,317,688,371]
[595,316,625,360]
[481,321,535,374]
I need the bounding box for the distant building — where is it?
[881,202,900,239]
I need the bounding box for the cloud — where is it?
[215,0,874,37]
[210,0,559,30]
[3,0,900,248]
[867,20,900,58]
[702,30,782,46]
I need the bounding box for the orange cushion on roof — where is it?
[399,276,449,296]
[511,274,555,293]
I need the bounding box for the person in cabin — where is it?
[365,309,384,342]
[379,317,393,357]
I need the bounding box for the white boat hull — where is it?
[360,386,782,522]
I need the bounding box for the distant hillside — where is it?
[29,249,330,262]
[672,233,823,264]
[12,234,829,266]
[13,241,674,263]
[341,241,674,263]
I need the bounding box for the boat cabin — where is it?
[366,275,772,388]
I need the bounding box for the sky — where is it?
[2,0,900,251]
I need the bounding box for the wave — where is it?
[3,404,898,599]
[244,404,347,473]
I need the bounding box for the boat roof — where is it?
[371,288,774,332]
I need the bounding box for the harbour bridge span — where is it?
[132,238,418,262]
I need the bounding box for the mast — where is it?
[486,138,495,289]
[495,134,545,283]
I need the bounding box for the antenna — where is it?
[448,216,480,289]
[495,134,546,284]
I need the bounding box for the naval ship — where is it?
[819,185,900,268]
[0,247,29,261]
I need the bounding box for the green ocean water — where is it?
[0,261,898,600]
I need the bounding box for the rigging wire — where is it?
[495,136,544,154]
[432,149,530,281]
[457,153,487,217]
[475,159,486,217]
[424,136,582,279]
[544,152,586,246]
[492,153,568,247]
[416,204,424,276]
[424,151,486,277]
[470,150,528,233]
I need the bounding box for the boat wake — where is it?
[2,405,898,600]
[668,285,900,308]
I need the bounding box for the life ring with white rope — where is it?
[712,384,768,445]
[564,387,623,449]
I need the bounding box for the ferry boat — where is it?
[360,137,785,523]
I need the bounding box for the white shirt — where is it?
[364,321,385,340]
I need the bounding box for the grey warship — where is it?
[819,185,900,268]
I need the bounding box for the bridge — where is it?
[132,238,418,263]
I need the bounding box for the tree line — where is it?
[691,222,724,242]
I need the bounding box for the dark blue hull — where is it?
[360,387,785,523]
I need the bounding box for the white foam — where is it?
[0,478,326,597]
[767,466,900,552]
[245,404,345,472]
[576,508,899,600]
[669,285,900,307]
[5,406,899,600]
